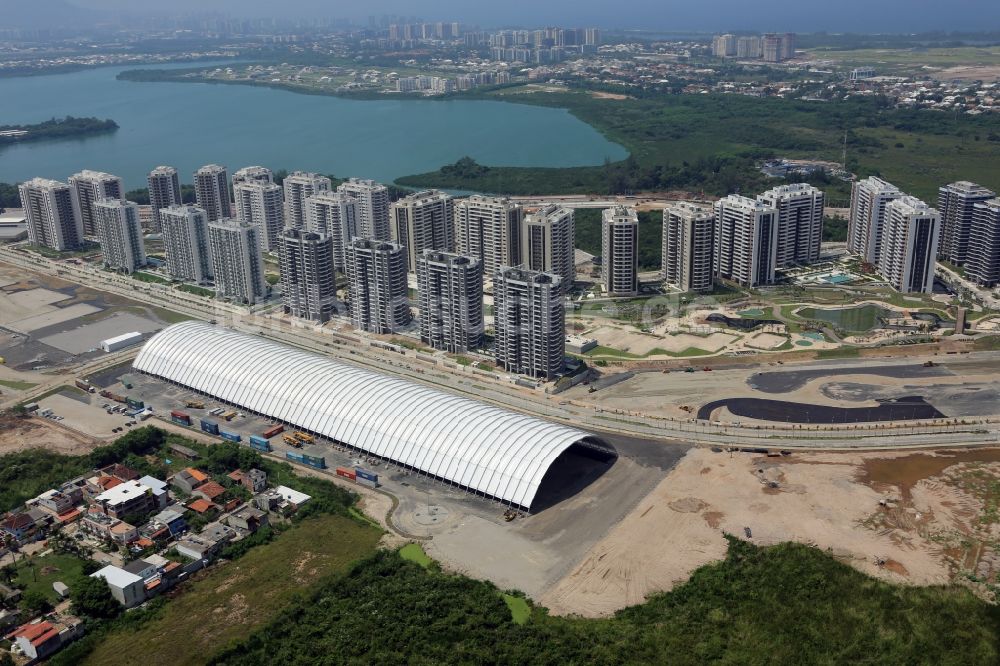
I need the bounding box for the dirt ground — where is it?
[540,446,1000,617]
[937,65,1000,81]
[0,413,98,456]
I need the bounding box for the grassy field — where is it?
[807,46,1000,69]
[399,542,433,568]
[14,552,86,604]
[0,378,38,390]
[132,271,170,285]
[81,513,381,666]
[176,283,214,297]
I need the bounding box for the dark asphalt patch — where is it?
[748,363,952,393]
[697,396,945,423]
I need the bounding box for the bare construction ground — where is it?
[0,412,98,456]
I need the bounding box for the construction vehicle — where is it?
[923,360,936,367]
[294,431,315,444]
[222,411,237,421]
[283,434,303,448]
[503,509,517,522]
[185,400,205,409]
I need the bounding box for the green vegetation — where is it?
[822,215,849,242]
[0,116,118,147]
[973,335,1000,351]
[132,271,170,284]
[502,593,531,625]
[13,552,86,606]
[796,304,889,332]
[176,283,214,297]
[0,182,20,208]
[25,241,99,259]
[399,543,433,569]
[574,208,662,270]
[816,347,862,359]
[0,378,37,390]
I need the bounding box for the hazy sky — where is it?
[67,0,1000,32]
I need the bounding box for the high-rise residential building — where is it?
[346,238,410,333]
[714,195,779,287]
[194,164,232,222]
[208,218,267,305]
[757,183,825,267]
[283,171,331,230]
[877,196,940,294]
[304,191,357,273]
[712,34,737,57]
[736,35,762,59]
[781,33,797,60]
[280,228,338,322]
[454,195,523,276]
[493,266,564,379]
[390,190,454,271]
[416,250,484,353]
[233,181,284,252]
[337,178,390,240]
[762,34,784,62]
[967,198,1000,287]
[521,204,575,293]
[147,166,182,232]
[18,178,83,251]
[94,199,145,274]
[584,27,601,46]
[662,202,716,293]
[848,176,903,264]
[232,165,273,187]
[160,205,212,284]
[937,181,995,265]
[601,205,639,297]
[68,170,123,236]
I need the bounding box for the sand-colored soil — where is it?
[746,332,787,350]
[588,324,736,355]
[0,413,98,456]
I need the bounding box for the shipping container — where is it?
[125,408,143,417]
[138,411,152,421]
[250,438,271,452]
[126,398,145,410]
[249,435,269,448]
[170,410,191,425]
[262,424,284,439]
[355,468,378,484]
[356,476,378,489]
[285,451,304,462]
[335,467,356,481]
[109,393,126,403]
[23,402,39,412]
[220,430,242,443]
[200,420,220,435]
[171,415,190,426]
[302,455,326,469]
[75,379,91,391]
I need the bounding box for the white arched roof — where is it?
[134,321,603,509]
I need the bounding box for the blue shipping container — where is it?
[200,420,220,435]
[285,451,304,462]
[355,468,378,483]
[303,457,326,469]
[171,416,190,426]
[249,435,269,448]
[250,440,271,452]
[220,431,241,443]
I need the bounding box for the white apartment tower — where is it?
[346,239,411,334]
[280,228,338,323]
[757,183,825,267]
[416,250,484,353]
[337,178,390,240]
[714,195,779,287]
[848,176,902,264]
[68,170,123,236]
[194,164,232,222]
[283,171,331,230]
[601,205,639,297]
[160,205,213,284]
[662,202,716,293]
[208,219,267,305]
[454,195,524,276]
[967,199,1000,287]
[493,266,564,379]
[147,166,182,232]
[94,199,146,274]
[877,196,940,294]
[304,191,357,273]
[18,178,84,251]
[521,204,575,293]
[937,181,995,265]
[232,165,273,187]
[233,181,285,252]
[390,190,455,272]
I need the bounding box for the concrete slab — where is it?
[39,312,161,354]
[9,303,102,332]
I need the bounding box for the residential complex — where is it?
[967,198,1000,286]
[194,164,233,222]
[848,176,902,264]
[304,191,357,272]
[390,189,454,271]
[146,166,182,232]
[454,195,523,276]
[758,183,824,267]
[521,204,575,292]
[283,171,331,230]
[337,178,390,240]
[94,199,146,274]
[346,238,411,333]
[160,205,213,284]
[280,228,338,322]
[493,266,564,379]
[877,196,941,294]
[68,170,123,236]
[601,205,639,297]
[208,218,267,305]
[416,250,484,353]
[662,202,716,293]
[233,180,285,252]
[19,177,84,251]
[714,195,778,287]
[232,165,274,187]
[937,181,996,265]
[714,32,795,62]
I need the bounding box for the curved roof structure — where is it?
[134,321,605,509]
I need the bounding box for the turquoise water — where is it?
[795,340,814,346]
[802,331,826,341]
[0,64,628,189]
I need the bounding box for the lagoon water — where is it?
[0,64,627,190]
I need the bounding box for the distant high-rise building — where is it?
[18,178,83,251]
[416,250,484,352]
[454,195,523,276]
[280,228,338,322]
[848,176,903,264]
[194,165,232,222]
[967,198,1000,287]
[601,205,639,297]
[160,205,212,284]
[521,204,575,293]
[493,266,564,379]
[304,191,357,273]
[390,190,454,272]
[346,238,410,333]
[781,33,797,60]
[337,178,390,241]
[232,165,274,187]
[762,34,784,62]
[147,166,182,232]
[714,195,779,287]
[712,33,737,57]
[662,202,716,293]
[208,218,267,305]
[937,181,995,265]
[736,35,762,59]
[233,181,285,252]
[584,27,601,46]
[68,170,123,236]
[877,196,940,293]
[283,171,331,230]
[757,183,824,267]
[94,199,145,274]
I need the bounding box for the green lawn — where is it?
[176,283,214,297]
[132,271,169,285]
[15,552,86,604]
[399,543,433,569]
[0,378,38,390]
[502,593,531,625]
[796,304,888,332]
